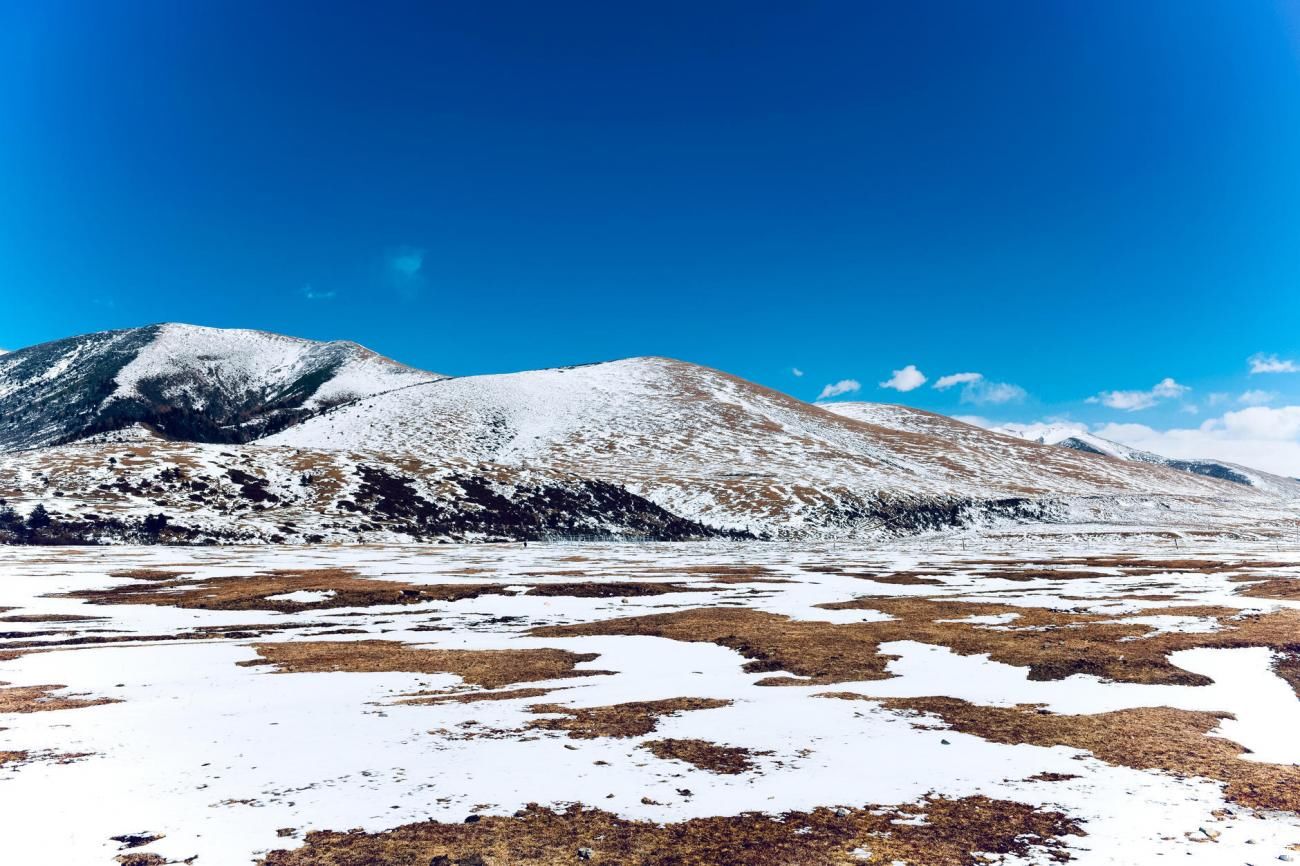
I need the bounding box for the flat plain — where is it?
[3,534,1300,865]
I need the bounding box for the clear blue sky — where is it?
[3,1,1299,436]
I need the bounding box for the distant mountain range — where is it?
[991,421,1300,499]
[0,324,1292,544]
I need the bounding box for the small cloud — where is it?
[1206,392,1231,407]
[1152,378,1189,399]
[1087,377,1189,411]
[879,364,926,392]
[791,367,804,378]
[300,284,336,301]
[386,245,427,297]
[1238,389,1277,407]
[389,247,424,278]
[818,379,861,400]
[1249,353,1298,374]
[933,372,983,390]
[933,371,1025,404]
[962,380,1026,405]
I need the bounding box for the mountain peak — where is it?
[0,324,440,451]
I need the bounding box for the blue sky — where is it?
[3,2,1300,469]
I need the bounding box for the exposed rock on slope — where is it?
[0,435,729,544]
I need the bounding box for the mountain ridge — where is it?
[0,324,1292,544]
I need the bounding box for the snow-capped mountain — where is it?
[1,325,1292,544]
[0,324,439,452]
[993,421,1300,499]
[265,359,1272,537]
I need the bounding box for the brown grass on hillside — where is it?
[526,698,731,739]
[241,641,610,689]
[259,797,1081,866]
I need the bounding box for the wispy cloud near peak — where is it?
[818,379,861,399]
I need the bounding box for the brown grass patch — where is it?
[859,572,945,586]
[875,696,1300,813]
[115,855,167,866]
[641,738,757,774]
[259,797,1080,866]
[0,750,28,766]
[534,600,1300,688]
[68,568,503,612]
[397,687,556,706]
[1232,577,1300,601]
[1273,650,1300,700]
[67,568,703,612]
[0,682,118,714]
[526,698,730,739]
[522,583,704,598]
[241,641,609,689]
[107,569,188,581]
[0,613,104,623]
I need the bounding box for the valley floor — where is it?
[2,534,1300,864]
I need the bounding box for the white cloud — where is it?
[301,284,336,301]
[963,380,1026,405]
[879,364,926,392]
[932,370,1026,405]
[791,367,804,378]
[1249,353,1299,374]
[1238,389,1276,407]
[818,379,861,400]
[1087,377,1189,411]
[1095,405,1300,476]
[933,372,983,390]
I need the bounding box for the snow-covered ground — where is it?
[3,537,1300,864]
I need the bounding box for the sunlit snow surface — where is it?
[2,537,1300,864]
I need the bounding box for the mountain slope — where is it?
[994,422,1300,499]
[264,360,1269,536]
[0,324,440,451]
[0,432,727,544]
